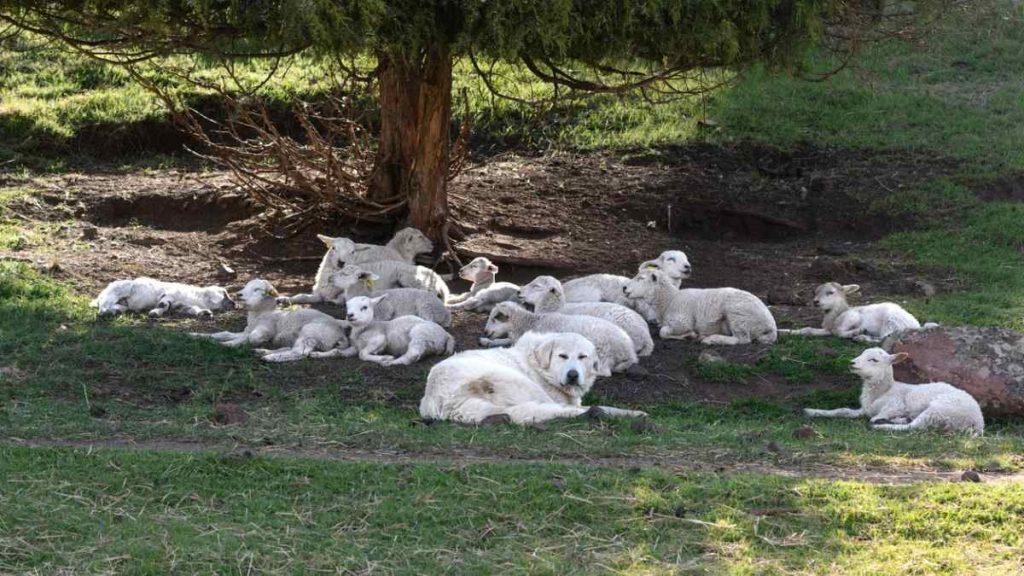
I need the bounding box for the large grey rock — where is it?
[884,327,1024,416]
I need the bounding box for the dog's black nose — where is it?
[566,369,579,384]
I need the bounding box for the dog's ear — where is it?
[842,284,861,295]
[317,234,334,246]
[531,338,556,371]
[889,352,909,365]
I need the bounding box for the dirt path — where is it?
[8,437,1018,485]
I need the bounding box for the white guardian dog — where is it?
[92,277,235,318]
[420,331,648,425]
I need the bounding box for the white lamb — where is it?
[480,302,638,374]
[92,277,235,318]
[563,250,692,321]
[780,283,929,342]
[286,228,433,305]
[420,331,648,425]
[519,275,654,356]
[311,295,454,366]
[354,260,451,302]
[623,269,777,345]
[804,347,984,436]
[447,257,520,312]
[190,279,348,363]
[328,265,451,326]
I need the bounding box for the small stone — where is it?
[961,470,982,483]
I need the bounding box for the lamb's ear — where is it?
[531,338,556,371]
[487,264,499,274]
[370,294,388,305]
[889,352,909,365]
[317,234,334,246]
[842,284,861,295]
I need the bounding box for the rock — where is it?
[886,327,1024,416]
[961,470,982,483]
[210,403,249,426]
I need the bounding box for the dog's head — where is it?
[523,331,602,393]
[237,279,278,308]
[518,275,560,306]
[813,282,858,311]
[623,268,667,300]
[459,257,498,283]
[345,294,385,324]
[201,286,236,311]
[484,301,522,340]
[330,264,379,292]
[392,227,434,258]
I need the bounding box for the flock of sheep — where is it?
[90,227,985,434]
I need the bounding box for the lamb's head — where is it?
[237,279,278,309]
[330,264,379,292]
[813,282,859,312]
[623,268,669,300]
[518,276,561,307]
[640,250,692,282]
[199,286,236,311]
[459,257,498,283]
[392,227,434,259]
[522,331,601,393]
[850,347,908,380]
[345,295,386,324]
[317,234,358,267]
[484,301,526,340]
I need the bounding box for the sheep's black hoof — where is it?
[479,414,512,426]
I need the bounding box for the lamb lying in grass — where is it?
[623,269,777,345]
[286,228,433,304]
[92,277,235,318]
[328,265,451,326]
[191,279,348,362]
[420,331,648,425]
[447,257,520,312]
[780,283,931,342]
[310,295,454,366]
[562,250,692,318]
[804,347,984,435]
[519,275,654,356]
[354,260,451,302]
[480,302,638,374]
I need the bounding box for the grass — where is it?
[3,0,1024,573]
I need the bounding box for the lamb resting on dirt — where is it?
[623,269,777,345]
[480,301,638,374]
[329,265,451,326]
[562,250,692,318]
[351,260,451,302]
[311,295,454,366]
[92,277,235,318]
[447,257,520,312]
[420,331,648,425]
[285,228,433,305]
[190,279,349,362]
[804,347,984,435]
[519,275,654,356]
[779,282,931,342]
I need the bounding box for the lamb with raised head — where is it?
[92,277,235,318]
[804,347,984,435]
[623,269,777,345]
[420,331,648,425]
[780,283,929,342]
[519,275,654,356]
[562,250,693,321]
[343,259,451,302]
[480,301,638,373]
[447,257,520,312]
[328,265,451,326]
[311,295,454,366]
[190,279,348,362]
[285,228,433,305]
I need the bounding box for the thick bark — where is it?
[370,46,453,244]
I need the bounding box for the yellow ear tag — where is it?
[645,263,659,269]
[362,277,375,291]
[268,288,279,297]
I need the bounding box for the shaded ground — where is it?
[2,143,958,407]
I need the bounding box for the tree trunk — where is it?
[370,45,453,245]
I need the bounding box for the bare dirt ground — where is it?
[2,143,958,406]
